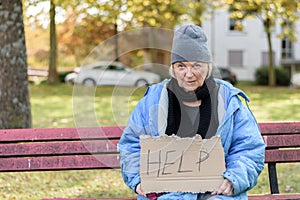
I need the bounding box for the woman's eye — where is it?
[177,64,185,69]
[193,64,202,68]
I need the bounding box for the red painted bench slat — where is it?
[259,122,300,135]
[248,194,300,200]
[265,149,300,163]
[42,198,136,200]
[0,155,120,172]
[262,134,300,148]
[0,140,119,157]
[0,126,124,142]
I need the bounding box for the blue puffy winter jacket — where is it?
[118,79,265,200]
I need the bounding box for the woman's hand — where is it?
[212,179,234,196]
[136,183,147,197]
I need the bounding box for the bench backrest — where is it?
[0,122,299,172]
[0,126,124,172]
[259,122,300,194]
[259,122,300,163]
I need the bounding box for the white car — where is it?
[291,73,300,87]
[66,61,161,87]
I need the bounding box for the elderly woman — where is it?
[118,24,265,200]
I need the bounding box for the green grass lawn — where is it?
[0,82,299,199]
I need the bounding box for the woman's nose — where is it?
[185,68,194,77]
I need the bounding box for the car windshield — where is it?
[92,66,106,70]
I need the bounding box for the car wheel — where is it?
[83,78,96,86]
[135,79,148,87]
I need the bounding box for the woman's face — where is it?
[173,61,209,92]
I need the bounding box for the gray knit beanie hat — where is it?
[171,24,212,64]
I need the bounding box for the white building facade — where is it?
[201,9,300,81]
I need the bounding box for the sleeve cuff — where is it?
[129,175,141,193]
[223,171,240,195]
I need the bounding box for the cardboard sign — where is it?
[140,135,225,193]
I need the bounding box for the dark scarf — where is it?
[165,77,216,138]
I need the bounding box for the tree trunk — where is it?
[48,0,59,83]
[0,0,32,128]
[265,18,276,86]
[114,23,119,61]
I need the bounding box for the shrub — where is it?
[275,67,290,86]
[34,49,49,63]
[255,66,290,86]
[58,71,72,83]
[255,66,269,85]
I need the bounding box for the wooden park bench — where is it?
[0,122,299,200]
[248,122,300,200]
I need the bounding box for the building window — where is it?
[229,19,243,31]
[262,51,275,66]
[228,50,243,67]
[281,20,294,59]
[281,38,293,59]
